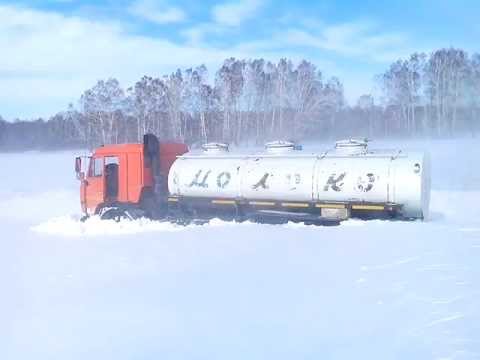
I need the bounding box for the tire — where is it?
[98,206,144,222]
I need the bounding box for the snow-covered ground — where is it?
[2,139,480,360]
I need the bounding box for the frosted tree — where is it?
[128,76,167,141]
[288,60,322,138]
[80,78,125,146]
[272,58,293,137]
[425,48,469,135]
[183,65,212,143]
[249,59,267,144]
[356,94,375,137]
[215,58,244,143]
[469,53,480,135]
[164,70,186,141]
[406,53,426,134]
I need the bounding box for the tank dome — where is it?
[202,143,229,154]
[265,141,302,153]
[334,139,368,155]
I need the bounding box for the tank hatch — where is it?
[265,141,302,153]
[202,142,229,154]
[335,139,369,155]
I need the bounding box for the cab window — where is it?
[105,156,119,166]
[89,157,104,177]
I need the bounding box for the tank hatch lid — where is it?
[334,138,369,155]
[202,142,229,154]
[265,140,302,153]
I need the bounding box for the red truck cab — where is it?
[75,135,188,219]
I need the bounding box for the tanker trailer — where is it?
[167,139,430,223]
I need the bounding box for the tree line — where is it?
[0,49,479,151]
[378,48,480,137]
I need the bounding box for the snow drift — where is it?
[2,140,480,360]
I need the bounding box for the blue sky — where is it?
[0,0,479,120]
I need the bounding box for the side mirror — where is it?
[75,157,82,179]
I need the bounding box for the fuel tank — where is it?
[167,140,431,219]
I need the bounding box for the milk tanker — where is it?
[75,135,430,224]
[167,139,430,223]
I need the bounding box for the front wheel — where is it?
[98,206,144,222]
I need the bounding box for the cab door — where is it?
[85,156,105,214]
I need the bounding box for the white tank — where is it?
[168,140,431,219]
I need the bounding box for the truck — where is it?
[75,134,431,224]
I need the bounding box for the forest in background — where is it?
[0,47,479,151]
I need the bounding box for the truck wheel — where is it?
[98,206,143,222]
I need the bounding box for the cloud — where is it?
[179,18,413,106]
[182,0,265,45]
[129,0,186,24]
[212,0,263,26]
[0,4,222,118]
[282,21,410,63]
[0,4,415,118]
[0,4,295,119]
[181,23,223,45]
